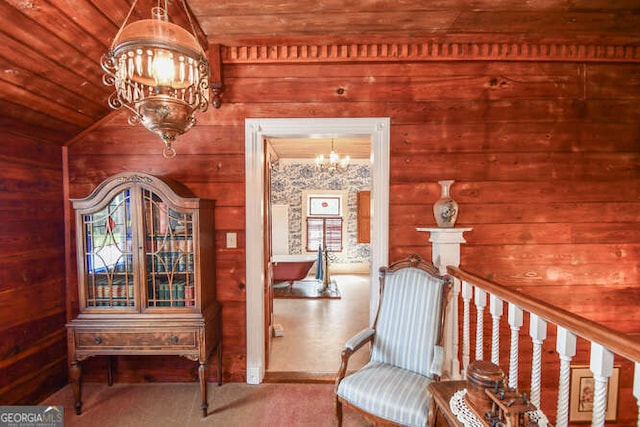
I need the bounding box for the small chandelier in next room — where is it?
[315,139,350,173]
[101,0,211,158]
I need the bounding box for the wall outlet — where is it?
[226,232,237,248]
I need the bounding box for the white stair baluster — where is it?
[634,362,640,427]
[474,287,487,362]
[490,294,503,365]
[507,303,523,389]
[450,278,462,379]
[461,281,473,377]
[529,313,547,409]
[555,327,577,427]
[590,343,614,427]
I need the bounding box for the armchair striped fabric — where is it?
[335,254,452,426]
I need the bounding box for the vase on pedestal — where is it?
[433,180,459,228]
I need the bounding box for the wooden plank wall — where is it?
[0,137,67,404]
[66,56,639,421]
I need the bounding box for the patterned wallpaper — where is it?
[270,160,371,265]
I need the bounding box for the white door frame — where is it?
[244,117,390,384]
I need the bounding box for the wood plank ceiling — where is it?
[1,0,639,151]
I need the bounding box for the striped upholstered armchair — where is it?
[335,254,452,426]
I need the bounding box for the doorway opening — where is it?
[267,146,370,375]
[244,117,390,384]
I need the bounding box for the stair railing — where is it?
[447,266,640,427]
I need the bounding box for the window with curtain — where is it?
[306,217,343,252]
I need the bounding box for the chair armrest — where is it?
[344,328,375,352]
[335,328,375,390]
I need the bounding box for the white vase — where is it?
[433,180,459,228]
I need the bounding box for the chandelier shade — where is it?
[101,1,210,158]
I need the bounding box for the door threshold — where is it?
[263,371,336,383]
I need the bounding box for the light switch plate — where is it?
[226,232,237,248]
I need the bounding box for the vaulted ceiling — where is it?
[1,0,639,150]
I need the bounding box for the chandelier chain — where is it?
[181,0,201,42]
[110,0,140,50]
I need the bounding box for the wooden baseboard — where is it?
[263,371,336,384]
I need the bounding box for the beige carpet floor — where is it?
[41,382,372,426]
[40,274,373,426]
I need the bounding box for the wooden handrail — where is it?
[447,266,640,363]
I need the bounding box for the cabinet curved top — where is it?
[71,172,207,212]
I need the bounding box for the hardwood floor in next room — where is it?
[267,274,371,375]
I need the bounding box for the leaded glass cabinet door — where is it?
[78,188,136,310]
[142,188,196,309]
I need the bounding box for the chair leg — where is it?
[428,399,436,427]
[335,398,343,427]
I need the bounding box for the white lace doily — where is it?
[449,389,485,427]
[449,388,550,427]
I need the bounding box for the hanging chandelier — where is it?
[101,0,210,158]
[315,139,350,173]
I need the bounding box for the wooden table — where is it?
[429,380,467,427]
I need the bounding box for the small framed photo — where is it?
[308,196,341,216]
[569,365,619,423]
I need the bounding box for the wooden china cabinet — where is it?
[66,172,221,417]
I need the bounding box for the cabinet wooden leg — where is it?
[70,361,82,415]
[199,363,208,417]
[107,356,114,386]
[217,343,222,386]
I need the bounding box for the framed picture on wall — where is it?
[569,365,620,423]
[308,196,341,216]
